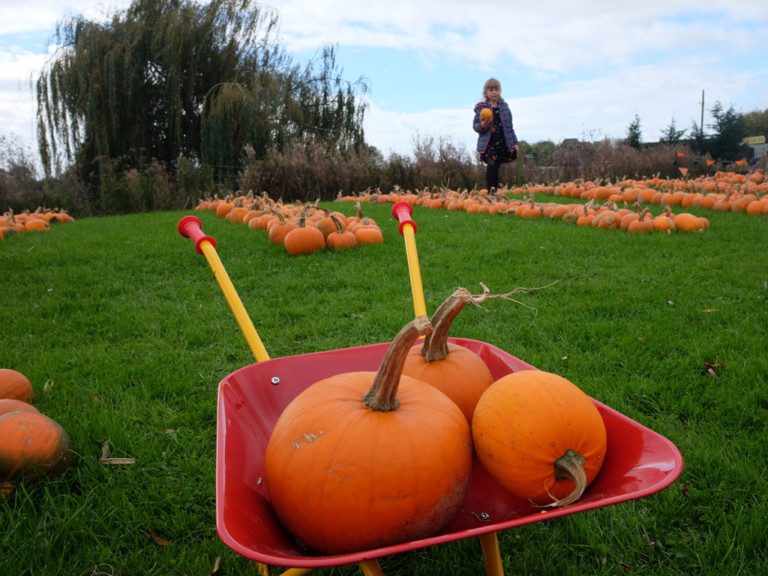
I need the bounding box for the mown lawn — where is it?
[1,199,766,575]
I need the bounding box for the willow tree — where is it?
[201,44,369,183]
[37,0,368,191]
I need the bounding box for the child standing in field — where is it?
[473,78,519,191]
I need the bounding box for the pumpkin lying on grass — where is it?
[264,316,473,554]
[472,370,607,507]
[0,411,74,484]
[0,398,40,417]
[0,369,74,497]
[0,368,34,402]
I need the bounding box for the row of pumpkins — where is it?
[195,193,383,255]
[519,169,767,212]
[338,187,710,233]
[337,168,767,221]
[0,208,76,241]
[0,369,73,498]
[263,287,607,554]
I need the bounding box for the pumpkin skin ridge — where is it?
[0,399,40,417]
[472,370,607,505]
[265,369,472,554]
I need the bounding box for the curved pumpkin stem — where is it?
[362,316,433,412]
[421,282,553,362]
[541,449,587,508]
[420,287,474,362]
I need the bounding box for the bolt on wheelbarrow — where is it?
[177,213,684,575]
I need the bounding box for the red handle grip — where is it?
[392,201,418,235]
[178,215,216,255]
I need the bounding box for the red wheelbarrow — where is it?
[178,212,683,575]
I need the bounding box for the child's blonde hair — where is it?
[483,78,501,99]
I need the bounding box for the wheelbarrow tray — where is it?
[216,337,683,568]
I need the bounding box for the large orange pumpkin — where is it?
[264,317,473,554]
[0,369,34,402]
[472,370,607,507]
[0,411,74,482]
[402,287,494,423]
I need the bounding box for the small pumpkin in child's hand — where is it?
[480,108,493,121]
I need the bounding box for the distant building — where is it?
[744,136,767,163]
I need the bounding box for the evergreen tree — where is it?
[625,115,642,149]
[660,119,686,145]
[708,102,746,160]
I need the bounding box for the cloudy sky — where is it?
[1,0,767,165]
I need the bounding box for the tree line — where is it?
[624,105,767,161]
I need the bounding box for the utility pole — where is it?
[699,90,705,136]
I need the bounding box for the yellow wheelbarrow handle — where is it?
[391,202,427,318]
[178,216,270,363]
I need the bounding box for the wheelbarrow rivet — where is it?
[271,377,280,385]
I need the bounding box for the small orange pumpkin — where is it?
[264,317,472,554]
[266,210,297,245]
[352,218,384,244]
[480,107,493,121]
[325,214,358,250]
[472,370,607,507]
[402,286,495,423]
[673,212,703,232]
[283,213,326,256]
[0,369,34,402]
[627,208,654,233]
[23,218,50,232]
[0,411,74,482]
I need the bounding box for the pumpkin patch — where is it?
[0,209,75,241]
[195,192,383,253]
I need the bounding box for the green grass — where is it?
[1,200,767,575]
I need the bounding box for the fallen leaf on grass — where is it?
[702,360,723,379]
[101,457,136,466]
[149,529,170,547]
[205,557,221,576]
[100,441,136,466]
